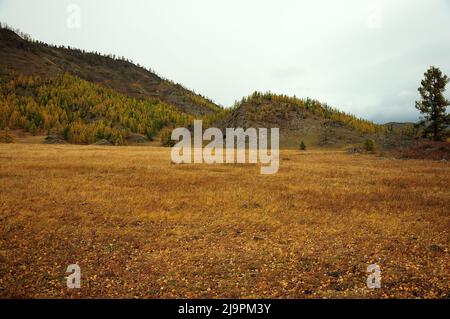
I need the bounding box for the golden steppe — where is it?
[0,144,449,298]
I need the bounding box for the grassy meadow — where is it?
[0,144,449,298]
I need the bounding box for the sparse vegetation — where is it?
[299,141,306,150]
[0,144,448,298]
[363,139,376,152]
[0,128,13,143]
[237,92,385,135]
[394,141,450,161]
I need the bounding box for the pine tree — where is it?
[415,66,449,141]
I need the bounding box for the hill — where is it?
[216,92,386,148]
[0,25,222,116]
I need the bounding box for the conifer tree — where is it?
[415,66,449,141]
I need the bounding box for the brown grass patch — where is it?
[0,144,449,298]
[393,141,450,161]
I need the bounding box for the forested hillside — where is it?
[217,92,386,148]
[0,25,222,116]
[232,92,385,134]
[0,73,203,145]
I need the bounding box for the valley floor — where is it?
[0,144,448,298]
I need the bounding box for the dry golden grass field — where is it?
[0,144,449,298]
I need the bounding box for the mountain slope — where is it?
[0,26,221,116]
[0,73,196,145]
[216,92,386,148]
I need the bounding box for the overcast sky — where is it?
[1,0,449,123]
